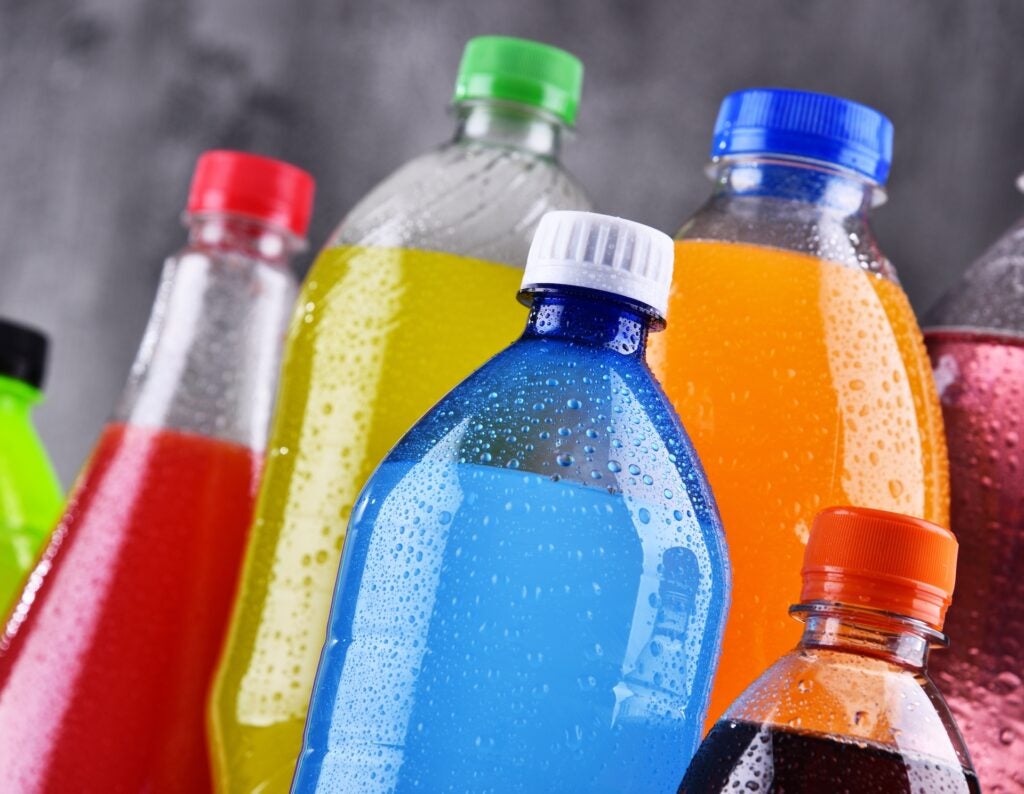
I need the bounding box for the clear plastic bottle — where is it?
[924,186,1024,792]
[0,319,62,617]
[649,88,948,725]
[209,36,591,792]
[0,151,312,793]
[678,506,979,793]
[292,211,729,793]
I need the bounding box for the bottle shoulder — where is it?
[0,416,62,521]
[328,142,591,264]
[724,646,972,769]
[680,194,898,282]
[924,214,1024,335]
[380,337,725,554]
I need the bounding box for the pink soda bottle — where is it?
[923,178,1024,792]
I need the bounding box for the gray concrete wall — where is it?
[2,0,1023,483]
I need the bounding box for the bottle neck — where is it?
[521,289,654,359]
[453,100,565,160]
[710,157,881,219]
[0,376,38,415]
[792,603,944,672]
[116,212,302,447]
[185,213,305,264]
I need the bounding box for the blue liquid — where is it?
[293,291,730,793]
[301,463,719,793]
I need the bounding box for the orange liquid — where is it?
[649,240,948,725]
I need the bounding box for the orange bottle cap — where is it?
[800,506,958,630]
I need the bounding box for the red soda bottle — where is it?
[0,151,313,793]
[678,506,979,792]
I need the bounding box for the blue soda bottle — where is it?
[292,211,731,793]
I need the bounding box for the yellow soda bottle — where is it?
[208,36,590,792]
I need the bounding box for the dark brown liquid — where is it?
[678,720,980,793]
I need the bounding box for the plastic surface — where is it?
[925,214,1024,338]
[679,513,976,793]
[649,156,947,728]
[521,211,674,319]
[454,35,583,125]
[0,375,61,618]
[293,286,729,793]
[0,319,47,390]
[924,200,1024,792]
[712,88,893,183]
[680,718,980,792]
[0,424,258,792]
[801,506,957,630]
[0,193,301,791]
[208,96,590,792]
[188,150,315,238]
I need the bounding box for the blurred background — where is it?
[2,0,1024,483]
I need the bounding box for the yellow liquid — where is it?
[208,246,526,792]
[649,240,948,727]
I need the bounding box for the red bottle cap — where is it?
[801,506,958,630]
[186,150,315,239]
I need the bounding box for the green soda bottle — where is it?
[0,318,62,616]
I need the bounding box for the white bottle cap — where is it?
[520,211,674,319]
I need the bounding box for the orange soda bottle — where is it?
[649,89,948,725]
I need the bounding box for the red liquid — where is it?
[926,330,1024,793]
[678,719,980,792]
[0,423,259,793]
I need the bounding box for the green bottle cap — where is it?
[453,36,583,126]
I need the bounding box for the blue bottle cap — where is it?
[711,88,894,184]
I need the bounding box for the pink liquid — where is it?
[926,330,1024,792]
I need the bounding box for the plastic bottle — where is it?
[678,506,978,793]
[0,319,61,616]
[649,88,948,724]
[291,210,730,794]
[0,151,313,793]
[924,192,1024,792]
[210,36,591,792]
